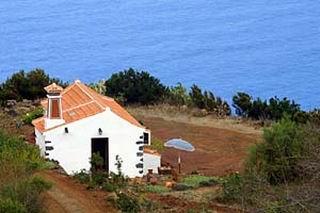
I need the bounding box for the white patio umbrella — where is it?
[164,138,195,173]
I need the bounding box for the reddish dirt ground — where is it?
[1,106,259,212]
[37,115,257,213]
[138,116,260,176]
[39,170,116,213]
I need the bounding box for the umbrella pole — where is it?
[178,153,181,174]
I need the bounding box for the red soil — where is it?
[139,116,259,176]
[39,170,116,213]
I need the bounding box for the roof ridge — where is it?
[61,83,76,95]
[76,82,106,110]
[63,101,96,113]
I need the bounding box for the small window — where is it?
[136,163,143,168]
[45,146,54,151]
[143,132,149,144]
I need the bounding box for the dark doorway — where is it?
[91,138,109,172]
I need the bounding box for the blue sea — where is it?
[0,0,319,109]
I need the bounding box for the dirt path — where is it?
[39,170,117,213]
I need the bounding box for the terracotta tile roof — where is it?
[32,117,45,132]
[32,81,143,132]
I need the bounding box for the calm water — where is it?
[0,0,319,109]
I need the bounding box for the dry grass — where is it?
[127,104,262,135]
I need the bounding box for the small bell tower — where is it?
[44,83,64,129]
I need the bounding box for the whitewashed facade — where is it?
[33,81,160,177]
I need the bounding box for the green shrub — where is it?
[181,175,218,188]
[108,155,128,189]
[0,198,27,213]
[0,177,51,213]
[143,185,170,193]
[0,131,50,213]
[220,173,243,202]
[22,107,44,124]
[109,172,128,189]
[102,182,117,192]
[148,138,164,152]
[0,130,45,185]
[28,176,52,192]
[247,116,304,184]
[42,160,58,170]
[115,192,140,213]
[92,171,108,185]
[90,153,104,172]
[79,155,128,191]
[218,118,320,210]
[73,169,90,184]
[140,198,161,212]
[86,181,97,190]
[199,179,218,187]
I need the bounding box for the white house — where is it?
[32,80,160,177]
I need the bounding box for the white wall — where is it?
[42,109,148,177]
[143,153,161,175]
[35,129,46,157]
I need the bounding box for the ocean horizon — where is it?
[0,0,319,109]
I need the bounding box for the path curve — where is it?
[40,170,117,213]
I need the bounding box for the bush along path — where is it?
[218,116,320,212]
[0,130,51,213]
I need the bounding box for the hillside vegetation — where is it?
[3,68,318,123]
[0,130,51,212]
[0,69,67,105]
[1,69,320,212]
[219,117,320,212]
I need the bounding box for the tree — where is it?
[90,80,107,95]
[232,92,252,117]
[167,83,190,107]
[249,98,269,120]
[203,91,216,111]
[189,84,205,109]
[247,116,305,184]
[233,92,304,122]
[268,97,300,121]
[104,68,168,105]
[189,84,231,116]
[0,69,67,103]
